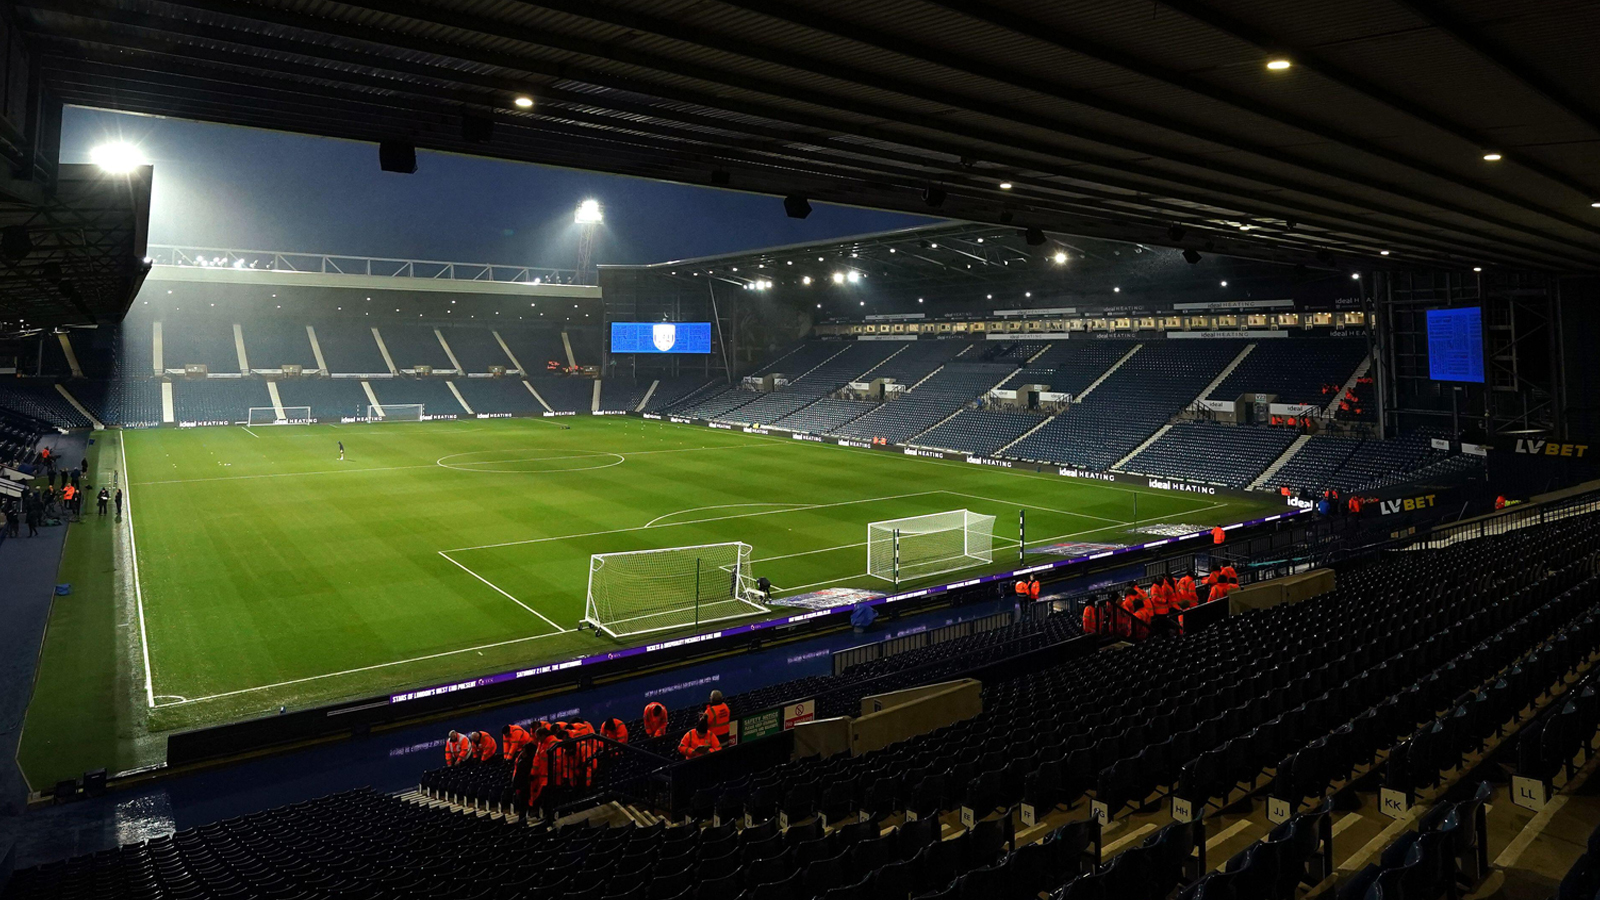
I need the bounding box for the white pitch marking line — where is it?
[438,551,573,634]
[135,462,441,486]
[122,433,157,709]
[241,426,260,438]
[646,503,806,528]
[938,490,1127,525]
[443,490,948,554]
[152,629,572,707]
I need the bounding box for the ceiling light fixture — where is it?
[1266,58,1292,71]
[513,95,534,108]
[999,182,1013,190]
[1482,152,1502,162]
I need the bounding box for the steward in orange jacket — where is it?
[704,691,731,744]
[1211,526,1226,545]
[643,702,669,738]
[1150,577,1174,616]
[469,730,497,762]
[678,716,721,759]
[1177,574,1198,609]
[444,730,472,766]
[502,724,531,761]
[513,725,552,812]
[567,720,598,785]
[1026,577,1042,601]
[600,718,629,745]
[1082,601,1101,635]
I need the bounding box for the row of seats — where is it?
[0,381,92,429]
[1553,822,1600,900]
[1269,430,1466,494]
[834,363,1016,444]
[1206,338,1368,409]
[1120,422,1297,489]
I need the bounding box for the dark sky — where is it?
[61,107,935,268]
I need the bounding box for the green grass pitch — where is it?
[17,416,1284,786]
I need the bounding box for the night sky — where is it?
[61,107,936,268]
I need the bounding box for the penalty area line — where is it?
[150,629,572,708]
[438,551,574,634]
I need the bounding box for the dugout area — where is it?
[16,415,1285,789]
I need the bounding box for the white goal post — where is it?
[868,509,997,585]
[366,403,424,422]
[247,407,312,426]
[584,541,770,638]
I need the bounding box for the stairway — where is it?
[1110,423,1173,472]
[1324,351,1373,417]
[996,414,1057,456]
[1076,343,1141,401]
[1196,343,1256,401]
[1250,433,1313,490]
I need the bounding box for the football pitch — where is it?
[19,416,1282,785]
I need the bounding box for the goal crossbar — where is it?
[247,406,312,426]
[366,403,424,422]
[584,541,769,638]
[868,509,996,585]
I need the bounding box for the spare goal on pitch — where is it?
[366,403,424,422]
[247,407,312,426]
[584,541,769,638]
[868,509,997,585]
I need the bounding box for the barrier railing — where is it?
[830,609,1016,675]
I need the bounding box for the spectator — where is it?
[643,701,668,738]
[704,690,731,744]
[444,730,471,766]
[678,715,721,759]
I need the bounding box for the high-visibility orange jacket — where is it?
[514,745,548,809]
[1220,565,1237,581]
[678,728,721,759]
[445,734,472,766]
[1178,575,1196,597]
[567,721,598,784]
[643,702,669,738]
[1151,583,1174,615]
[704,703,731,741]
[601,718,628,744]
[1014,580,1029,596]
[1082,604,1099,635]
[62,485,76,501]
[471,732,497,762]
[1027,579,1041,600]
[1211,526,1226,545]
[502,725,531,761]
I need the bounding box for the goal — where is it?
[247,407,312,426]
[366,403,424,422]
[868,509,997,585]
[584,542,769,638]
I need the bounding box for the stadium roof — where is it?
[15,0,1600,275]
[0,163,150,331]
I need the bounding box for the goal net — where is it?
[366,403,424,422]
[868,509,997,584]
[584,542,769,638]
[247,407,312,426]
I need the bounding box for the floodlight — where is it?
[575,199,603,224]
[1266,59,1292,70]
[802,276,813,285]
[514,95,534,108]
[846,271,860,283]
[90,142,147,174]
[832,272,845,284]
[1052,251,1067,264]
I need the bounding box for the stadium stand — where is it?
[157,319,240,373]
[867,338,976,386]
[1005,341,1241,471]
[998,341,1131,396]
[242,323,318,371]
[0,381,92,429]
[710,342,901,426]
[598,377,651,412]
[171,379,271,423]
[499,327,578,372]
[1204,338,1369,407]
[771,397,879,434]
[453,378,550,415]
[833,362,1016,444]
[1268,430,1459,494]
[368,378,467,414]
[1120,422,1298,489]
[73,379,161,427]
[642,375,721,413]
[910,408,1045,456]
[442,327,516,374]
[274,379,371,422]
[526,376,592,413]
[375,325,453,371]
[312,321,391,374]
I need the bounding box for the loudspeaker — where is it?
[1182,249,1202,264]
[1023,227,1045,246]
[783,195,812,219]
[379,141,417,174]
[1167,223,1188,242]
[461,114,494,144]
[922,186,946,208]
[1,225,31,261]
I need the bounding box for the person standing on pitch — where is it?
[114,488,123,519]
[97,487,110,517]
[337,440,345,461]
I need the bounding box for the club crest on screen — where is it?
[652,323,677,351]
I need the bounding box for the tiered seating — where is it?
[711,343,900,426]
[313,321,389,373]
[1003,341,1131,396]
[0,380,92,428]
[115,318,156,377]
[1206,338,1368,406]
[670,342,846,419]
[498,327,572,372]
[454,378,548,414]
[171,379,271,423]
[36,333,76,377]
[832,362,1013,443]
[527,376,591,412]
[242,323,318,370]
[74,380,161,427]
[911,408,1044,456]
[1121,422,1297,488]
[439,327,515,374]
[1267,431,1453,494]
[598,377,651,412]
[869,339,974,387]
[377,325,453,371]
[643,376,721,413]
[771,397,879,434]
[0,410,49,464]
[275,379,371,421]
[368,379,466,413]
[159,319,239,372]
[1005,342,1240,471]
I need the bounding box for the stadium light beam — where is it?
[90,141,147,174]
